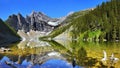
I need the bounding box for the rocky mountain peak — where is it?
[6,11,76,33]
[30,11,52,22]
[30,11,45,16]
[17,13,26,24]
[6,11,59,32]
[8,14,17,18]
[17,13,22,16]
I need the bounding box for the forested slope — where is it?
[0,19,20,46]
[43,0,120,42]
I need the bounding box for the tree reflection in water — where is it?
[47,40,100,68]
[47,40,119,68]
[0,40,119,68]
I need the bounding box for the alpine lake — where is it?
[0,39,120,68]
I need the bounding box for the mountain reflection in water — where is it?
[0,40,120,68]
[0,56,81,68]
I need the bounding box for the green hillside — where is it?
[0,19,20,46]
[70,0,120,41]
[40,9,90,39]
[42,0,120,42]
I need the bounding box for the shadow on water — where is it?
[47,40,101,68]
[0,39,120,68]
[47,40,120,68]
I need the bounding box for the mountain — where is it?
[0,19,20,46]
[41,0,120,42]
[39,9,91,39]
[6,11,59,32]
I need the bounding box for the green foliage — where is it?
[69,0,120,41]
[40,0,120,42]
[39,10,90,40]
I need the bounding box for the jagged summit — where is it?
[30,11,52,22]
[30,11,47,17]
[6,11,60,32]
[6,11,75,33]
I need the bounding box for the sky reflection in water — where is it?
[0,40,120,68]
[0,56,82,68]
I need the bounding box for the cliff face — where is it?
[6,11,59,32]
[0,19,20,46]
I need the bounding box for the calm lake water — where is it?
[0,40,120,68]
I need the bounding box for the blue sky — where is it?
[0,0,107,20]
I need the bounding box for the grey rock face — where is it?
[17,13,29,32]
[6,14,18,31]
[6,11,59,32]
